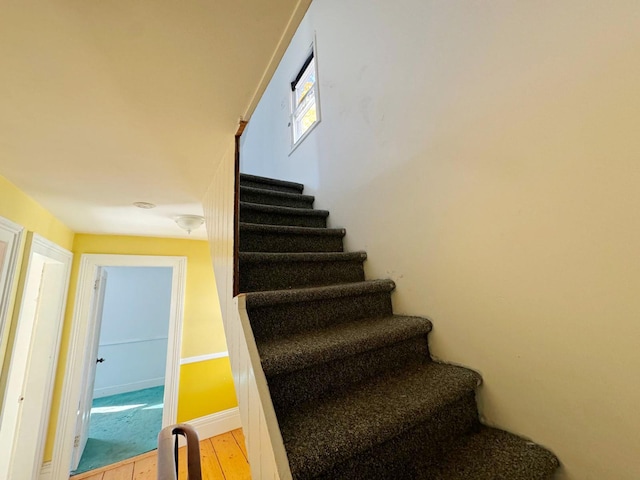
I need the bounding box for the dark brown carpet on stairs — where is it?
[237,172,559,480]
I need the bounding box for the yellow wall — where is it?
[178,357,237,422]
[0,175,74,251]
[43,234,236,460]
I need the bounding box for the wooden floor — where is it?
[70,429,251,480]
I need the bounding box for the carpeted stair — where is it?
[238,172,559,479]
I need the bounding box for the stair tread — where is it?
[424,427,560,480]
[239,222,345,236]
[260,315,432,377]
[240,173,304,192]
[240,185,314,202]
[239,251,366,264]
[240,201,329,217]
[281,362,481,479]
[245,279,395,308]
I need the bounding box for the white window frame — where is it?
[290,43,321,151]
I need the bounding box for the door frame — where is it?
[50,254,186,480]
[0,216,24,352]
[0,233,72,480]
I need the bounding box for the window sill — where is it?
[289,118,321,156]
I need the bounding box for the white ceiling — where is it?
[0,0,309,239]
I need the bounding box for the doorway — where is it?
[50,254,186,480]
[72,266,174,474]
[0,233,72,480]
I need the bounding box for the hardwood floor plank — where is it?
[211,432,251,480]
[102,463,134,480]
[200,438,226,480]
[132,455,157,480]
[79,474,104,480]
[177,445,188,479]
[231,429,248,460]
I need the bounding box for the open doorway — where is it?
[50,254,186,480]
[0,233,72,480]
[71,266,173,474]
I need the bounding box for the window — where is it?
[291,50,319,146]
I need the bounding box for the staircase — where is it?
[238,173,559,479]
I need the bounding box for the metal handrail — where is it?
[157,423,202,480]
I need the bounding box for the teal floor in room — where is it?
[73,386,164,475]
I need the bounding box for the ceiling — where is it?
[0,0,310,239]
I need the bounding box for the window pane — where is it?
[293,87,317,142]
[295,60,316,107]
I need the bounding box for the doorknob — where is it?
[96,358,105,364]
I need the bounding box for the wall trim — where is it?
[93,377,165,399]
[180,351,229,365]
[0,215,23,350]
[179,407,242,447]
[39,461,52,480]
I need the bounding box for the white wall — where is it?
[93,266,172,397]
[240,1,640,479]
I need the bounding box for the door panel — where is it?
[70,268,108,470]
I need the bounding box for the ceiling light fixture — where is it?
[133,201,156,209]
[175,215,204,234]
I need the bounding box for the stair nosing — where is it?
[430,426,561,478]
[240,185,314,202]
[240,201,329,217]
[245,279,396,308]
[239,222,345,236]
[239,173,304,192]
[259,315,432,377]
[239,251,366,264]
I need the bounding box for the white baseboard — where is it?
[93,377,165,398]
[178,407,242,446]
[39,461,51,480]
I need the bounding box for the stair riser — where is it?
[240,179,302,194]
[248,292,393,341]
[240,209,327,228]
[268,337,430,415]
[306,394,479,480]
[240,189,313,209]
[239,259,365,292]
[240,231,343,253]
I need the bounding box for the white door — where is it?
[70,268,108,470]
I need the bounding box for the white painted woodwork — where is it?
[0,216,23,357]
[50,254,186,480]
[203,144,292,480]
[0,234,72,480]
[71,268,108,470]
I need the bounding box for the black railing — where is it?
[157,423,202,480]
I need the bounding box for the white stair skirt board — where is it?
[93,377,166,399]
